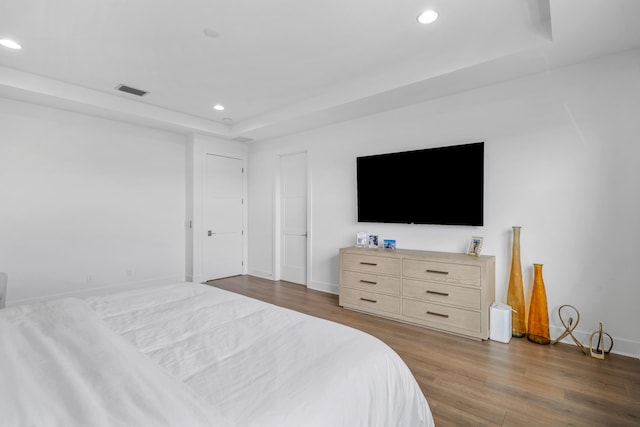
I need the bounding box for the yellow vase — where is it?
[507,226,526,337]
[527,264,550,344]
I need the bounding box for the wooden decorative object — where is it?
[589,322,613,360]
[551,304,587,355]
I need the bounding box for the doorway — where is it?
[202,154,244,280]
[279,152,308,285]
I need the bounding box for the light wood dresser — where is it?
[339,247,495,340]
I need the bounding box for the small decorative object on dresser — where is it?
[339,247,496,340]
[356,232,368,248]
[383,239,396,250]
[466,236,483,256]
[368,235,379,248]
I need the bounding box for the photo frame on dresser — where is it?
[368,235,379,248]
[467,236,483,256]
[356,232,368,248]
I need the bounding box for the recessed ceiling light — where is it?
[0,38,22,50]
[213,104,225,111]
[417,10,439,25]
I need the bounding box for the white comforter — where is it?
[1,282,433,426]
[0,297,220,427]
[85,283,433,427]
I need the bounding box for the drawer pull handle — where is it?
[360,297,377,303]
[426,290,449,297]
[426,269,449,275]
[426,311,449,318]
[360,280,377,285]
[360,262,378,266]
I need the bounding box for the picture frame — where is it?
[356,232,368,248]
[383,239,396,250]
[467,236,483,257]
[368,234,379,248]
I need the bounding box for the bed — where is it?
[0,282,434,426]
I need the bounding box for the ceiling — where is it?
[1,0,640,143]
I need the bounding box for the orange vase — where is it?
[527,264,550,344]
[507,226,526,337]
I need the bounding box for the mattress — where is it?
[1,282,434,426]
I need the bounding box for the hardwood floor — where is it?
[206,275,640,427]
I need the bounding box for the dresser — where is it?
[339,247,495,340]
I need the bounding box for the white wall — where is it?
[0,98,187,303]
[248,48,640,357]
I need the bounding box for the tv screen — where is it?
[356,142,484,226]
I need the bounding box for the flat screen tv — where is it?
[356,142,484,226]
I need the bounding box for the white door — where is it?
[203,154,243,280]
[280,152,307,285]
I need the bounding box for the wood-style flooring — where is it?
[206,275,640,426]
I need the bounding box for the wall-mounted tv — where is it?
[356,142,484,226]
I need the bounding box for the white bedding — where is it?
[0,297,220,427]
[2,282,434,426]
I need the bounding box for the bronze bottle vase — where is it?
[527,263,550,344]
[507,226,526,337]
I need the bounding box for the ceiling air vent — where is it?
[115,84,148,97]
[232,136,253,143]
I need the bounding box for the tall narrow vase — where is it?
[527,264,550,344]
[507,226,526,337]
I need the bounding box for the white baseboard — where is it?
[243,273,338,295]
[248,269,275,280]
[307,280,338,295]
[189,274,208,284]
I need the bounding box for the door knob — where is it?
[208,230,213,236]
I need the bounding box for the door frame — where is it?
[273,150,311,286]
[187,135,248,284]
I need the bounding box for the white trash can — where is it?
[489,302,512,343]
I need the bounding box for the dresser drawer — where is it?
[402,299,481,333]
[403,259,481,286]
[403,279,480,309]
[340,287,401,315]
[342,253,401,276]
[342,270,400,295]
